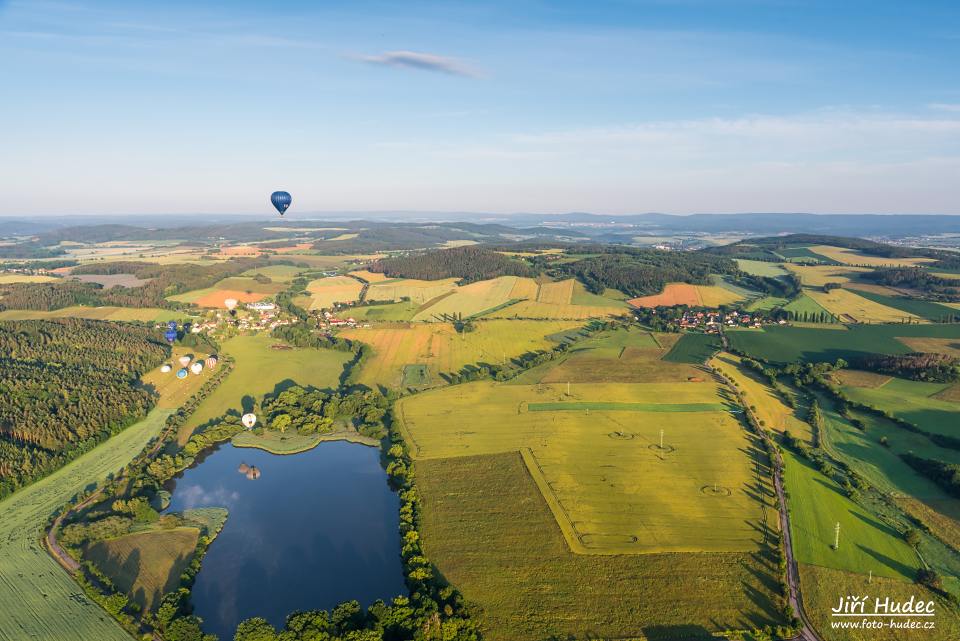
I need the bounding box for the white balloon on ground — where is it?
[224,298,238,311]
[178,355,191,367]
[160,364,172,373]
[190,361,203,375]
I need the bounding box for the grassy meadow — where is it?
[176,334,350,443]
[0,306,181,322]
[301,275,364,310]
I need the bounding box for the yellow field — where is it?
[397,380,764,554]
[0,306,179,322]
[141,348,216,408]
[697,284,745,307]
[896,336,960,357]
[784,263,872,287]
[365,277,459,304]
[536,279,575,304]
[805,287,922,323]
[508,276,540,300]
[348,269,391,282]
[0,273,59,283]
[412,276,523,320]
[710,353,814,444]
[809,245,936,267]
[483,299,625,320]
[339,319,580,388]
[86,527,199,611]
[304,275,363,309]
[832,369,894,388]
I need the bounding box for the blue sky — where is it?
[1,0,958,215]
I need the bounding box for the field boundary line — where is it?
[517,448,591,555]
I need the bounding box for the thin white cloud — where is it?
[929,103,960,112]
[355,50,479,78]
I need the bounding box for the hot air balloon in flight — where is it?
[270,191,292,216]
[241,413,257,429]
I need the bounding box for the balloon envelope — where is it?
[241,413,257,429]
[178,355,191,367]
[176,368,188,379]
[164,329,177,343]
[160,364,172,373]
[224,298,238,311]
[270,191,292,216]
[167,321,178,330]
[190,362,203,375]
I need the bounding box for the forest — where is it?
[0,319,167,497]
[863,268,960,299]
[549,246,737,296]
[851,352,960,383]
[369,246,536,282]
[900,453,960,498]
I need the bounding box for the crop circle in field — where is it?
[608,431,635,440]
[648,444,676,454]
[700,485,732,497]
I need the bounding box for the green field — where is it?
[401,363,430,387]
[87,527,199,611]
[0,408,174,641]
[662,332,720,363]
[398,380,765,554]
[842,382,960,438]
[782,447,918,579]
[167,276,287,304]
[346,301,420,321]
[782,293,834,320]
[735,259,789,277]
[0,306,181,322]
[176,334,351,443]
[417,451,783,641]
[849,289,959,321]
[775,246,838,264]
[239,264,306,282]
[747,296,790,312]
[727,323,960,363]
[528,401,727,412]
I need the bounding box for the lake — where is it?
[166,440,406,640]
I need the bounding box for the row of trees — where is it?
[852,352,960,383]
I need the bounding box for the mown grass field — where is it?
[784,263,871,287]
[782,292,834,320]
[302,275,364,310]
[847,289,959,321]
[239,264,305,282]
[339,319,580,389]
[398,379,764,554]
[842,380,960,438]
[0,305,180,322]
[627,282,744,308]
[805,287,921,323]
[141,348,216,409]
[799,564,960,641]
[0,408,174,641]
[176,334,350,443]
[662,332,720,363]
[87,527,199,611]
[365,277,459,304]
[417,451,783,641]
[782,447,918,580]
[412,276,525,320]
[346,301,421,321]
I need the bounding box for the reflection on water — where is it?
[166,441,405,640]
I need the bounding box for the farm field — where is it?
[845,288,959,321]
[87,527,199,611]
[365,277,459,304]
[0,408,174,641]
[269,253,382,269]
[804,287,920,323]
[339,319,580,389]
[781,447,918,580]
[728,323,960,363]
[348,269,391,282]
[412,276,525,320]
[896,336,960,357]
[711,353,814,443]
[0,273,59,283]
[176,334,350,443]
[627,282,745,308]
[782,293,835,320]
[482,298,625,319]
[0,305,180,322]
[569,282,629,306]
[799,564,960,641]
[302,275,364,310]
[746,295,789,312]
[734,259,789,277]
[808,245,936,267]
[167,276,286,307]
[397,379,764,554]
[346,301,420,321]
[784,263,871,287]
[775,246,837,263]
[71,273,151,288]
[239,264,305,282]
[662,332,720,363]
[416,451,783,641]
[841,381,960,438]
[536,278,575,304]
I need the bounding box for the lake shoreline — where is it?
[230,429,381,455]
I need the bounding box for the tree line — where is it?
[369,245,536,282]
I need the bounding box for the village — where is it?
[674,308,785,332]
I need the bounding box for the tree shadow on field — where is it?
[641,624,724,640]
[857,544,916,579]
[850,510,902,539]
[241,395,256,414]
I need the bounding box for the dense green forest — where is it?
[369,246,536,282]
[0,319,167,497]
[900,453,960,498]
[863,268,960,299]
[0,257,266,311]
[548,246,737,297]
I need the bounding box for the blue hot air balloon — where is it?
[165,329,177,344]
[167,320,177,330]
[270,191,292,216]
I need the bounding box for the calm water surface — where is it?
[166,440,405,640]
